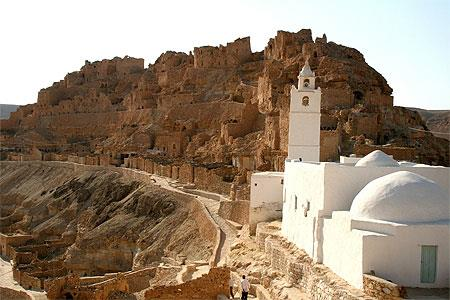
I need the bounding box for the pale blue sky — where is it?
[0,0,449,109]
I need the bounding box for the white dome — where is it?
[355,150,399,167]
[350,171,450,224]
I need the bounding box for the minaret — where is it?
[287,59,321,161]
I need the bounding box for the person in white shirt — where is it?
[241,275,249,300]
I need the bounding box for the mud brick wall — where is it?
[363,274,406,300]
[144,267,229,299]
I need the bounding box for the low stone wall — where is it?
[188,195,222,267]
[0,287,32,300]
[256,223,374,300]
[45,267,158,300]
[144,267,229,299]
[19,272,42,291]
[124,267,157,293]
[363,274,407,299]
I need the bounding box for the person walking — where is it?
[241,275,249,300]
[229,276,235,299]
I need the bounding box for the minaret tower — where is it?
[287,59,321,161]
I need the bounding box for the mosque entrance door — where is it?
[420,245,437,283]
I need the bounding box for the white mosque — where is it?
[250,61,450,290]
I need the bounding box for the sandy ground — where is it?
[0,257,47,300]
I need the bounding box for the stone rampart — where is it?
[144,267,229,299]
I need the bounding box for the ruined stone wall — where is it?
[0,287,31,300]
[363,274,406,300]
[18,272,43,291]
[154,132,186,157]
[12,251,36,265]
[0,233,33,258]
[179,163,194,183]
[144,267,229,299]
[320,130,340,162]
[218,200,249,225]
[255,224,374,300]
[354,144,415,161]
[347,112,380,140]
[194,37,252,68]
[193,166,235,195]
[264,30,313,60]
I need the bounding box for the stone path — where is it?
[193,194,237,265]
[138,171,238,266]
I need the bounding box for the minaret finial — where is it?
[299,57,313,77]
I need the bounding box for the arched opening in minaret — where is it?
[353,91,364,105]
[303,79,310,88]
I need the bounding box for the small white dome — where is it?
[350,171,450,223]
[299,60,314,77]
[355,150,399,167]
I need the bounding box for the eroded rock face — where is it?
[0,162,212,275]
[1,29,448,166]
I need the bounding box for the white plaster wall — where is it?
[321,163,450,215]
[290,87,321,113]
[322,212,373,289]
[287,146,320,162]
[339,156,361,164]
[288,86,321,161]
[282,161,325,258]
[362,224,449,288]
[288,113,320,146]
[250,172,284,208]
[249,172,284,234]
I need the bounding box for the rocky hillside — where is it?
[0,162,212,275]
[1,29,448,166]
[409,107,450,140]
